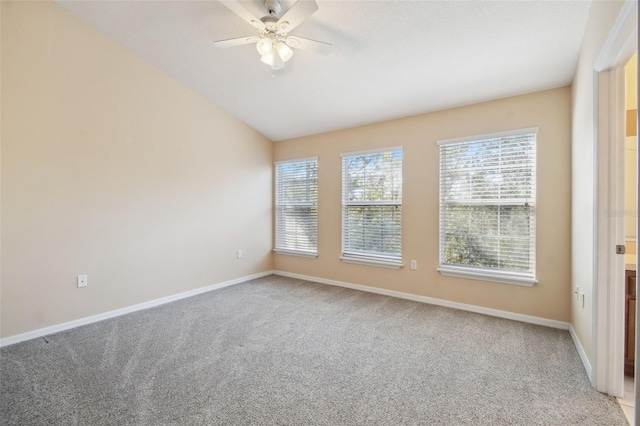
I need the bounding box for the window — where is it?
[274,157,318,257]
[437,128,537,286]
[341,147,403,268]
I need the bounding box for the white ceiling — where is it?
[56,0,592,141]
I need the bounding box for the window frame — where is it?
[340,146,404,269]
[436,128,539,287]
[273,156,319,258]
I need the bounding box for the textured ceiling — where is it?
[55,0,592,141]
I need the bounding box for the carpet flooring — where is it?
[0,275,628,425]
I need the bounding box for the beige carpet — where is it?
[0,275,628,425]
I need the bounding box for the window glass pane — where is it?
[275,159,318,254]
[275,206,318,252]
[342,149,403,262]
[344,151,403,202]
[443,205,534,272]
[344,205,402,258]
[276,161,318,204]
[439,132,536,277]
[441,135,535,202]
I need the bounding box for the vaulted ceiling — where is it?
[56,0,592,141]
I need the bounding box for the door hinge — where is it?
[616,244,626,255]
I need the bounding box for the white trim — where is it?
[592,0,637,397]
[442,199,532,206]
[0,270,273,348]
[339,146,403,157]
[570,324,593,381]
[437,266,538,287]
[339,256,403,269]
[344,200,402,206]
[594,0,638,72]
[274,156,318,165]
[592,69,601,391]
[609,66,626,399]
[594,66,627,398]
[436,127,539,146]
[274,249,318,258]
[273,270,568,330]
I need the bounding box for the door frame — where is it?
[593,0,637,398]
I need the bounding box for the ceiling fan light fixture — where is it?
[256,37,273,55]
[260,51,275,66]
[275,41,293,62]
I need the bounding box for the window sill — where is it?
[273,249,318,259]
[340,256,403,269]
[437,265,537,287]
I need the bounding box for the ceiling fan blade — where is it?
[218,0,265,30]
[213,36,259,48]
[277,0,318,33]
[285,36,332,55]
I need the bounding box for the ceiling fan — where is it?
[214,0,332,70]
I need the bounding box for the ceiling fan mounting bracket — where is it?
[264,0,281,16]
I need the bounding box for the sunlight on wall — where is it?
[625,52,637,257]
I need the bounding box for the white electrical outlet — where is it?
[237,249,243,259]
[77,275,88,288]
[410,260,417,270]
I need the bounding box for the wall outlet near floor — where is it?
[77,275,88,288]
[237,249,243,259]
[410,260,417,270]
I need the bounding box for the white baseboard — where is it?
[0,270,273,348]
[3,270,578,355]
[273,270,570,330]
[569,324,592,380]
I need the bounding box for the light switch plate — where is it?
[77,275,87,288]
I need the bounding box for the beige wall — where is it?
[571,0,626,365]
[274,87,571,322]
[1,1,273,338]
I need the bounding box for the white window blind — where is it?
[275,158,318,256]
[341,148,403,267]
[438,130,536,283]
